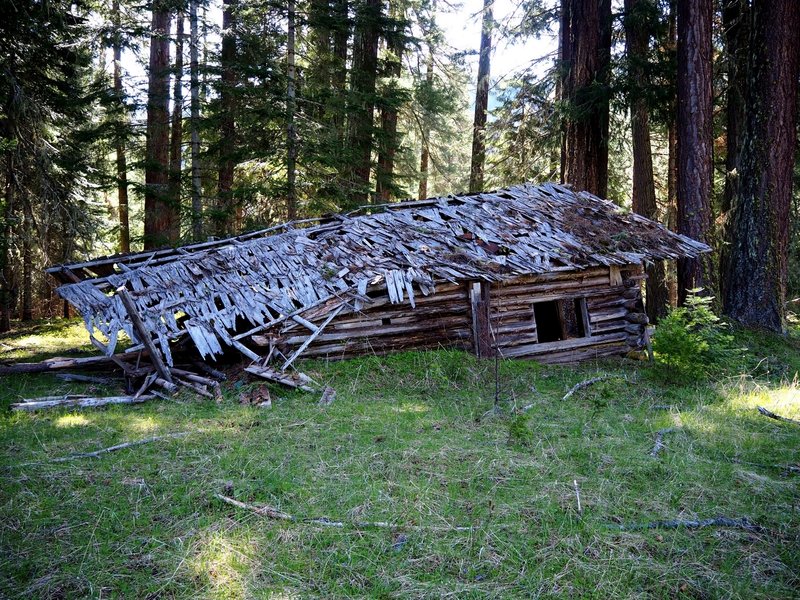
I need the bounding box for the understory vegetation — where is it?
[1,319,799,598]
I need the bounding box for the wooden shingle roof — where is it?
[52,183,710,362]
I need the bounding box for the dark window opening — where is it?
[382,317,391,326]
[533,301,563,343]
[534,298,590,343]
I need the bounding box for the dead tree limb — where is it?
[563,376,614,400]
[616,516,762,533]
[757,406,800,426]
[48,432,190,463]
[650,428,675,457]
[215,494,473,531]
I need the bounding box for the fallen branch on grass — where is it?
[47,432,191,463]
[650,428,675,457]
[215,493,473,531]
[10,432,192,467]
[11,394,155,411]
[562,376,615,400]
[616,516,763,533]
[757,406,800,426]
[730,457,800,476]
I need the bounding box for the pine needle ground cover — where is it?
[1,320,799,598]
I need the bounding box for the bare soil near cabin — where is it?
[0,319,799,598]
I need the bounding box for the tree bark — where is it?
[625,0,668,323]
[21,195,32,321]
[144,5,176,249]
[676,0,713,302]
[344,0,381,207]
[112,0,130,253]
[168,12,184,242]
[418,46,434,200]
[469,0,492,193]
[376,6,404,202]
[1,151,14,332]
[189,0,203,241]
[719,0,749,301]
[331,0,349,149]
[722,0,800,332]
[561,0,612,198]
[216,0,238,236]
[286,0,298,219]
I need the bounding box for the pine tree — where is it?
[144,2,176,248]
[343,0,382,207]
[723,0,800,332]
[624,0,668,322]
[469,0,493,193]
[560,0,612,198]
[676,0,713,301]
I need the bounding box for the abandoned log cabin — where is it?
[48,183,710,371]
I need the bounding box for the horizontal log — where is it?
[495,267,610,286]
[12,395,155,411]
[297,331,473,359]
[0,353,139,375]
[496,333,627,359]
[283,316,470,345]
[534,342,628,364]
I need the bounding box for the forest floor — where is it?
[1,320,799,599]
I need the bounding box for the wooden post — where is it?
[470,281,492,358]
[116,286,173,383]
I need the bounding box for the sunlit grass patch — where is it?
[1,320,799,597]
[54,414,92,428]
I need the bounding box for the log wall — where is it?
[273,264,648,364]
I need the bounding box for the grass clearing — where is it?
[1,320,799,598]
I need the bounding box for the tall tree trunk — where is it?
[418,46,434,200]
[344,0,381,207]
[21,196,32,322]
[666,0,678,308]
[144,5,175,249]
[1,131,15,331]
[112,0,130,253]
[561,0,612,198]
[331,0,349,148]
[676,0,713,302]
[376,6,404,202]
[469,0,492,193]
[308,0,332,122]
[722,0,800,332]
[286,0,298,220]
[667,118,678,307]
[216,0,238,236]
[719,0,749,301]
[625,0,668,323]
[558,0,571,184]
[189,0,203,241]
[168,12,184,242]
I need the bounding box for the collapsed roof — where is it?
[49,183,710,365]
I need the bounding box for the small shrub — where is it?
[651,289,739,382]
[507,411,533,447]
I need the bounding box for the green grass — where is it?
[1,320,799,598]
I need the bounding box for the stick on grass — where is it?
[757,406,800,426]
[215,493,473,531]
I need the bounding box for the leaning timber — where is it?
[45,182,709,376]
